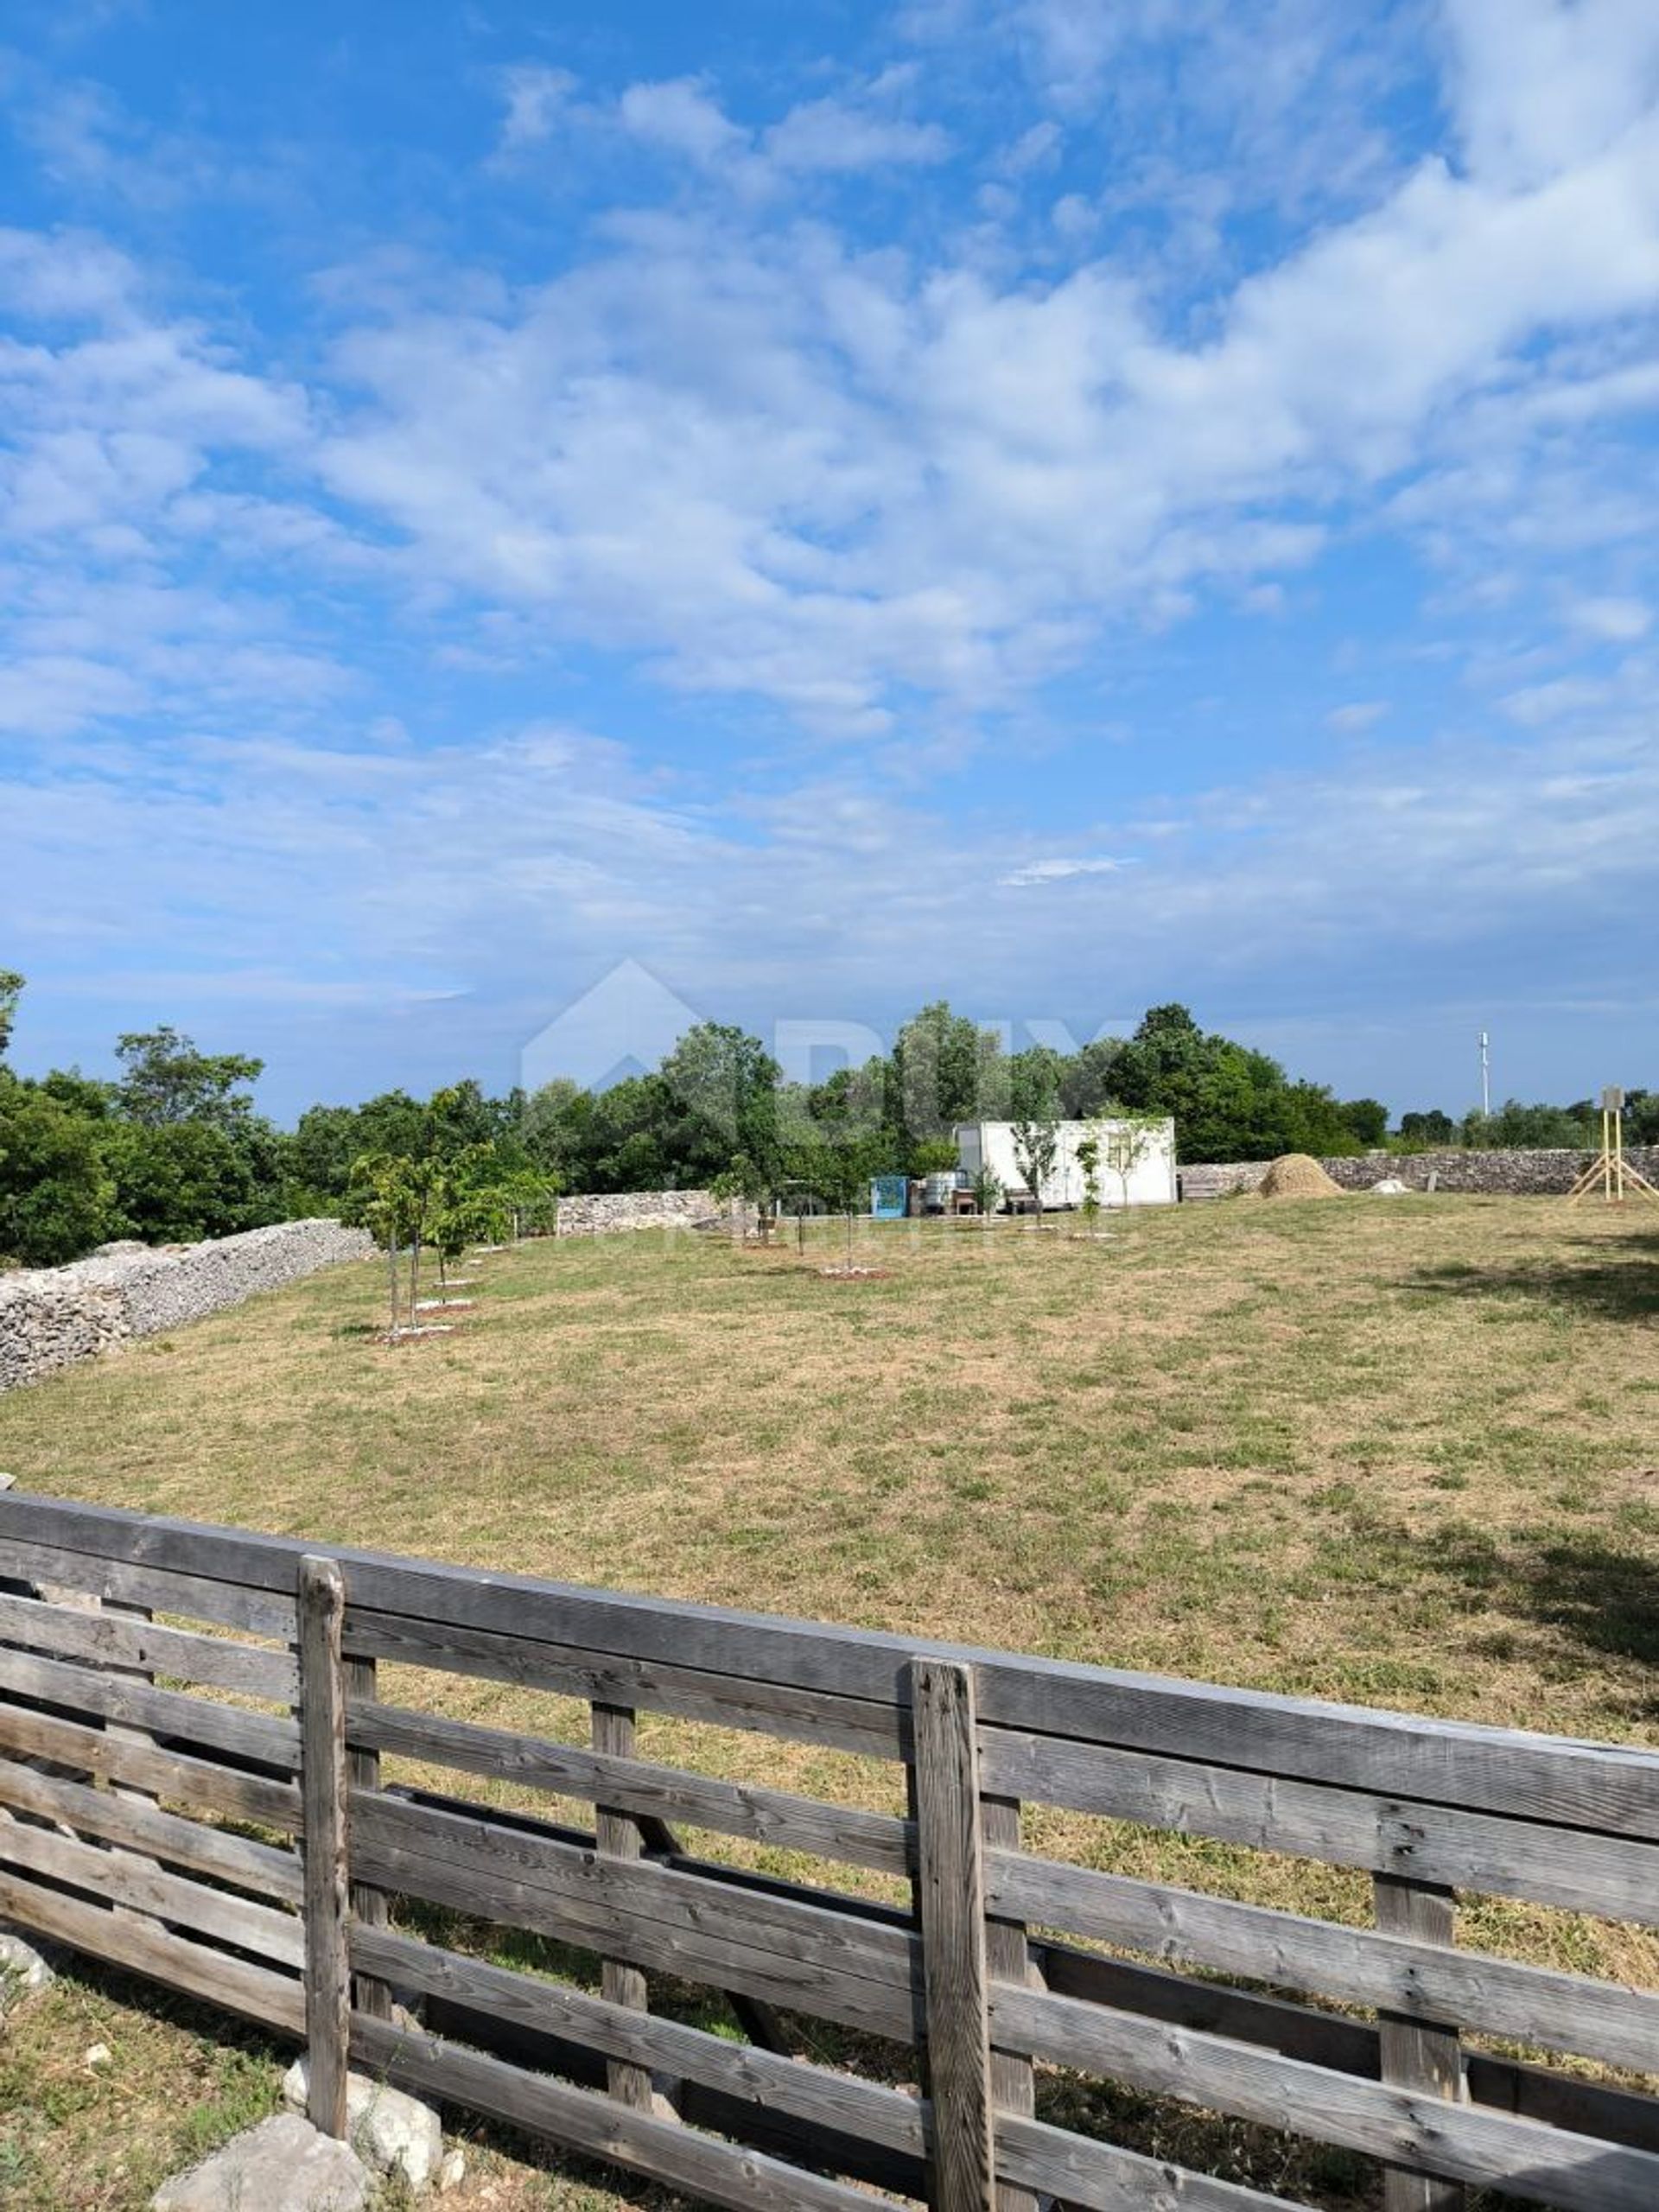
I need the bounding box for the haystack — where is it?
[1258,1153,1344,1199]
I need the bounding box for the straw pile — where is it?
[1258,1154,1344,1199]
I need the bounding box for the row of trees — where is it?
[0,974,558,1269]
[3,968,1653,1268]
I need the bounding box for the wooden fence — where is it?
[3,1492,1659,2210]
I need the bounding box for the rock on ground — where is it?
[0,1926,56,2007]
[283,2058,444,2190]
[150,2113,371,2212]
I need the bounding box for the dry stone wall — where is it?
[0,1219,374,1395]
[1180,1146,1659,1200]
[553,1189,726,1236]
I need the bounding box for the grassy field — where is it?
[2,1196,1656,2208]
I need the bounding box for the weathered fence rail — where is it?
[3,1492,1659,2210]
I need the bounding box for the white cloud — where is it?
[496,66,577,154]
[617,78,748,168]
[1326,701,1390,734]
[10,705,1659,1107]
[1568,594,1650,642]
[1443,0,1659,188]
[764,96,949,175]
[998,855,1135,887]
[998,119,1064,175]
[302,71,1659,734]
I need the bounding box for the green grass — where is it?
[2,1197,1657,2207]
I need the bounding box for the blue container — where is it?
[869,1174,908,1220]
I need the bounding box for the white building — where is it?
[954,1117,1177,1211]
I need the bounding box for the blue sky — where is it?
[3,0,1656,1122]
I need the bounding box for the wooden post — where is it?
[592,1700,655,2111]
[299,1556,352,2141]
[980,1792,1038,2212]
[911,1657,995,2212]
[1374,1873,1465,2212]
[105,1598,162,1929]
[343,1651,393,2023]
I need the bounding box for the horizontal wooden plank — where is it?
[348,1698,912,1875]
[14,1494,1659,1840]
[356,1786,914,1979]
[352,1789,922,2043]
[409,1975,929,2200]
[988,1849,1659,2077]
[350,2012,893,2212]
[980,1728,1659,1923]
[1033,1936,1659,2158]
[383,1777,918,1942]
[1035,1936,1377,2070]
[0,1866,304,2035]
[0,1758,301,1905]
[353,1923,927,2157]
[0,1643,299,1774]
[0,1531,296,1639]
[0,1700,301,1833]
[1465,2051,1659,2155]
[0,1589,296,1701]
[992,1984,1659,2212]
[343,1606,905,1758]
[995,2111,1311,2212]
[0,1816,301,1967]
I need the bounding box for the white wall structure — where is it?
[0,1221,374,1394]
[956,1119,1177,1210]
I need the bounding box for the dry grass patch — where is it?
[2,1198,1657,2204]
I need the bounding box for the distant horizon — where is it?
[2,972,1609,1133]
[4,1,1656,1119]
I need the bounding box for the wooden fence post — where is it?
[980,1791,1038,2212]
[342,1651,393,2023]
[911,1657,995,2212]
[1374,1872,1465,2212]
[299,1556,351,2141]
[592,1700,656,2112]
[105,1598,162,1930]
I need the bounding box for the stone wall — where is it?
[554,1189,725,1237]
[1179,1146,1659,1199]
[0,1219,374,1395]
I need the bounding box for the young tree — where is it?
[967,1164,1004,1217]
[1010,1108,1061,1221]
[1094,1111,1166,1211]
[429,1182,506,1293]
[348,1152,438,1335]
[710,1152,779,1243]
[1075,1129,1102,1230]
[789,1127,887,1269]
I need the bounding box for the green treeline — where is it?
[0,974,1648,1268]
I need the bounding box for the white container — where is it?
[954,1118,1177,1211]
